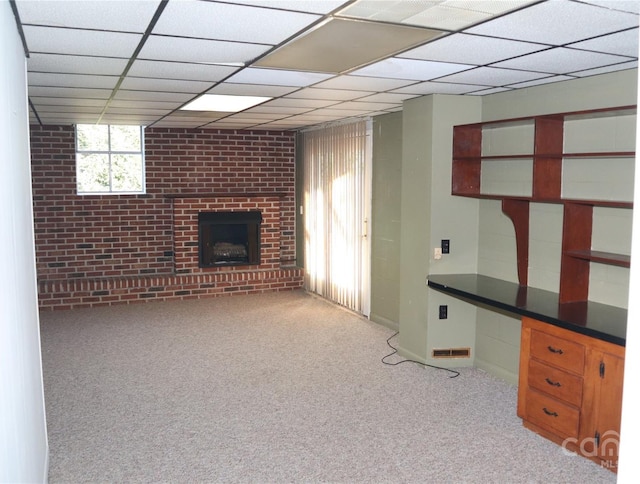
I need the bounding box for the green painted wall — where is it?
[397,94,482,365]
[370,112,403,330]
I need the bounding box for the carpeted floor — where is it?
[39,289,615,483]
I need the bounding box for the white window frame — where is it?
[75,124,146,195]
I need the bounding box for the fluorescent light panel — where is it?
[181,94,272,112]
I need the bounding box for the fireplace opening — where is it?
[198,211,262,267]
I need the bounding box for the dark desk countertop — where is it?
[427,274,627,346]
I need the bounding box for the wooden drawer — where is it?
[524,388,580,439]
[528,359,583,407]
[530,329,585,375]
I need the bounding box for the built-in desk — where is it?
[427,274,626,346]
[428,273,626,471]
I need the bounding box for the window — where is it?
[75,124,145,194]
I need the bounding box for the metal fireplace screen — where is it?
[198,211,262,267]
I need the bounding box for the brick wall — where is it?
[31,125,303,310]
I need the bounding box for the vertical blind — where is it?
[302,119,370,314]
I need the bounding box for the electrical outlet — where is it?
[441,239,450,254]
[434,247,442,260]
[439,305,448,319]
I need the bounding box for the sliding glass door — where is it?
[302,119,371,316]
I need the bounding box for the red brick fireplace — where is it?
[31,125,303,310]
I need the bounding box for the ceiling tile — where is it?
[30,97,108,107]
[355,92,417,103]
[350,57,472,80]
[223,1,348,14]
[391,81,490,95]
[467,87,513,96]
[246,105,313,115]
[113,90,195,103]
[119,77,213,94]
[153,1,320,44]
[23,26,142,57]
[466,1,639,45]
[27,54,129,76]
[27,72,118,90]
[313,75,416,91]
[138,36,270,64]
[491,47,632,74]
[34,104,104,114]
[260,98,339,109]
[506,75,577,89]
[127,60,240,82]
[16,0,161,33]
[435,66,550,86]
[28,86,113,99]
[399,33,548,65]
[108,100,183,110]
[286,88,372,101]
[329,100,400,111]
[578,0,640,14]
[206,83,299,97]
[226,68,334,86]
[568,28,639,58]
[570,60,638,77]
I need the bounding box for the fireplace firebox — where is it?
[198,211,262,267]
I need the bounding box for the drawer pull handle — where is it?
[545,377,562,387]
[542,407,559,417]
[547,345,564,355]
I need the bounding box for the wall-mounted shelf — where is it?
[452,105,636,304]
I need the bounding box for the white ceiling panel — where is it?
[467,1,639,45]
[313,75,416,91]
[119,77,213,94]
[247,105,313,115]
[261,98,339,109]
[491,47,632,74]
[391,81,490,95]
[30,97,108,107]
[350,57,472,81]
[127,60,240,82]
[28,86,113,99]
[222,0,348,14]
[206,83,300,97]
[16,0,160,33]
[579,1,640,14]
[286,88,372,101]
[506,75,577,89]
[467,87,513,95]
[226,68,334,86]
[138,36,270,64]
[27,54,129,76]
[569,28,639,58]
[399,33,548,65]
[570,61,638,77]
[153,1,320,44]
[355,92,417,103]
[23,26,142,57]
[330,100,400,111]
[28,72,118,90]
[113,90,195,103]
[436,67,551,86]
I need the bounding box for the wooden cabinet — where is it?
[518,317,624,471]
[451,106,634,296]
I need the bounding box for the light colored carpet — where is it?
[39,289,615,483]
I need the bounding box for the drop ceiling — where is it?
[13,0,639,130]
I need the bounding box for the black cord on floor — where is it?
[382,331,460,378]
